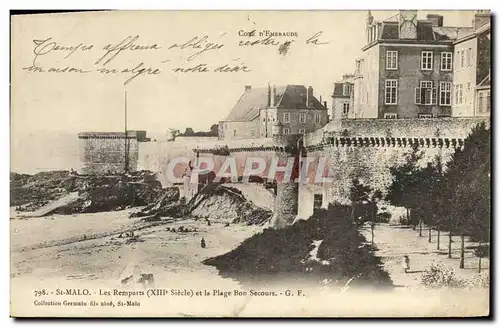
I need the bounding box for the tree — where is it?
[386,144,423,229]
[443,123,490,267]
[209,124,219,136]
[475,244,489,273]
[349,178,371,224]
[349,179,382,249]
[184,127,195,136]
[435,123,491,265]
[369,190,383,249]
[413,161,443,240]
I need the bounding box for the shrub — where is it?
[398,215,410,225]
[465,272,489,288]
[474,244,490,258]
[420,261,490,289]
[420,261,466,288]
[376,212,391,223]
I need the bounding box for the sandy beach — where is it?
[11,208,264,296]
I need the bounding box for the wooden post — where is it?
[459,234,465,269]
[448,228,453,258]
[437,228,440,250]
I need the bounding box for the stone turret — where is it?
[269,134,302,229]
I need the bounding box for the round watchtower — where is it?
[269,133,302,229]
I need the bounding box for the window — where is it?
[387,51,398,70]
[298,128,305,134]
[478,91,491,113]
[342,103,350,115]
[421,51,433,70]
[384,113,397,119]
[418,113,433,118]
[441,52,452,71]
[460,50,465,68]
[315,113,320,123]
[343,84,351,96]
[385,79,398,104]
[439,82,452,106]
[283,128,290,135]
[299,112,306,123]
[466,48,471,66]
[415,81,437,105]
[283,112,290,123]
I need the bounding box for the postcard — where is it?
[10,10,491,317]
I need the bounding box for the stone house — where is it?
[354,10,473,119]
[452,11,491,117]
[218,84,329,141]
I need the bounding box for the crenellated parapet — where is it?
[306,136,465,151]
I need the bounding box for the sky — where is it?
[11,10,476,135]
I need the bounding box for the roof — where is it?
[454,22,490,44]
[434,26,474,41]
[332,82,352,98]
[478,74,490,88]
[378,20,473,42]
[78,130,146,140]
[224,85,326,122]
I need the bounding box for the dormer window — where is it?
[343,84,352,96]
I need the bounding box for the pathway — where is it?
[361,224,490,289]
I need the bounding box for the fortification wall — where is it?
[79,138,139,175]
[304,117,489,205]
[137,117,489,218]
[304,117,489,144]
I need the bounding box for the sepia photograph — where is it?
[9,9,491,318]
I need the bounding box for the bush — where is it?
[421,261,490,289]
[376,212,391,223]
[420,261,466,288]
[465,273,489,288]
[398,215,410,225]
[474,244,490,258]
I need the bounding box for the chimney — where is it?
[245,85,251,91]
[270,85,276,107]
[399,10,418,39]
[323,101,327,108]
[474,10,490,30]
[426,14,443,27]
[320,95,322,103]
[306,86,313,108]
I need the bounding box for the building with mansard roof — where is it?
[218,84,329,140]
[353,10,473,119]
